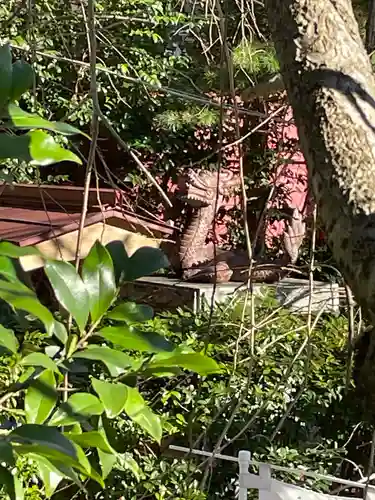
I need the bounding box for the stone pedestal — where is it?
[120,276,342,315]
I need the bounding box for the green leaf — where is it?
[105,241,129,285]
[64,431,114,454]
[98,449,117,480]
[25,370,57,424]
[0,43,12,111]
[116,452,140,481]
[82,241,117,323]
[9,424,77,460]
[13,475,23,500]
[0,466,15,500]
[49,393,104,426]
[0,440,15,466]
[0,279,54,334]
[107,302,153,323]
[0,256,19,282]
[148,352,221,375]
[71,442,104,487]
[0,130,82,166]
[91,378,128,418]
[0,242,41,258]
[10,61,34,102]
[52,321,68,345]
[0,325,19,353]
[126,246,169,281]
[44,260,89,333]
[20,353,60,374]
[98,325,174,353]
[4,103,89,138]
[123,385,162,443]
[28,455,64,498]
[73,345,134,377]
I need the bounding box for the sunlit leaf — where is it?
[73,345,134,377]
[49,393,104,426]
[52,321,68,345]
[64,430,114,454]
[4,103,89,138]
[98,325,174,353]
[148,351,221,375]
[123,385,162,443]
[28,454,65,498]
[0,130,82,166]
[44,260,89,333]
[0,242,41,258]
[20,353,60,374]
[0,325,19,354]
[91,378,128,418]
[25,370,57,424]
[107,302,153,323]
[82,241,117,323]
[98,449,117,480]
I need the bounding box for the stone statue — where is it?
[171,168,306,283]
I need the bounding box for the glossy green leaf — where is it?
[82,241,117,323]
[73,345,134,377]
[10,61,34,102]
[0,256,19,282]
[107,302,153,323]
[0,466,15,500]
[0,242,41,258]
[0,44,12,110]
[0,241,41,259]
[98,325,174,353]
[0,440,15,467]
[13,475,23,500]
[44,260,89,333]
[28,454,65,498]
[49,392,104,426]
[4,103,89,138]
[98,449,117,479]
[116,452,141,480]
[148,352,221,375]
[71,442,104,486]
[0,130,82,166]
[64,431,114,454]
[105,240,129,285]
[123,385,162,443]
[126,246,169,281]
[91,378,128,418]
[25,370,57,424]
[20,353,60,374]
[0,279,54,334]
[0,325,19,354]
[9,424,77,460]
[52,321,68,345]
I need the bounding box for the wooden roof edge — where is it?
[16,208,175,247]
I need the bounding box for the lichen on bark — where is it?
[263,0,375,411]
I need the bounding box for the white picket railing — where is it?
[169,445,375,500]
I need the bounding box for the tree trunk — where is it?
[366,0,375,52]
[263,0,375,409]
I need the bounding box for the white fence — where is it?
[169,445,375,500]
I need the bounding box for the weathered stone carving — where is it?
[173,168,306,283]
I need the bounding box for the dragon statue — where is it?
[170,168,306,283]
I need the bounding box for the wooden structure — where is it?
[0,183,174,271]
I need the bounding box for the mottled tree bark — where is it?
[263,0,375,407]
